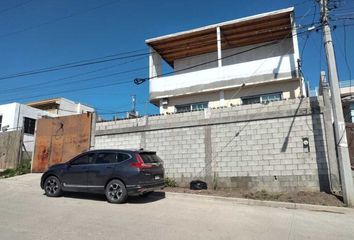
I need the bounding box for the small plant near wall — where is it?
[213,172,219,190]
[0,160,31,178]
[164,177,178,187]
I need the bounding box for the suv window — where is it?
[140,152,162,163]
[95,152,117,164]
[118,153,131,162]
[71,153,95,165]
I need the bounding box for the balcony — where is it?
[146,7,300,104]
[150,52,297,100]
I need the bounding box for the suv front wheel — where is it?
[44,176,63,197]
[105,179,127,204]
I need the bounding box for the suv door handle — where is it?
[106,166,113,169]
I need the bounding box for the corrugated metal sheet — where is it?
[32,113,92,173]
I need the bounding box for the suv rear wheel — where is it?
[105,179,127,204]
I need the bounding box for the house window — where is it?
[23,117,36,135]
[261,92,282,103]
[175,104,191,113]
[175,102,208,113]
[242,96,261,105]
[242,92,282,105]
[191,102,208,111]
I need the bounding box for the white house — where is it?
[0,103,55,153]
[146,7,306,114]
[27,97,94,116]
[0,98,94,154]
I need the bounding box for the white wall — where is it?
[0,103,54,152]
[150,53,297,98]
[174,39,294,74]
[150,39,298,101]
[57,98,94,116]
[0,103,17,130]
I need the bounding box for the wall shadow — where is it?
[281,98,303,152]
[311,99,331,193]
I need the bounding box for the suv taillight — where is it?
[130,153,153,169]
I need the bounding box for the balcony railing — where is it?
[150,53,297,100]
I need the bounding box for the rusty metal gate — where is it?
[32,113,93,173]
[346,123,354,170]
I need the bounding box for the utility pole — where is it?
[127,95,137,118]
[319,0,354,206]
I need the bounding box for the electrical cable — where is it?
[1,78,133,103]
[0,22,316,84]
[0,23,318,104]
[0,0,34,15]
[0,0,120,39]
[0,51,149,81]
[300,2,318,62]
[134,22,322,85]
[0,56,147,94]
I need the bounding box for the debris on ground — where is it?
[164,187,344,207]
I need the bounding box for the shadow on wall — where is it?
[281,98,303,153]
[280,98,330,192]
[311,99,330,192]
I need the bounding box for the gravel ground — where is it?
[164,187,345,207]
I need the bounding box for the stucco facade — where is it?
[0,103,54,152]
[146,7,305,114]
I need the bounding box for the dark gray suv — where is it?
[40,149,165,203]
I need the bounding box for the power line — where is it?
[0,18,323,103]
[333,22,353,94]
[0,0,34,15]
[134,23,322,85]
[0,56,147,94]
[0,23,317,84]
[229,5,317,101]
[0,0,120,39]
[0,67,147,99]
[1,78,133,103]
[0,51,149,81]
[300,2,318,61]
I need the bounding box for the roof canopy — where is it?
[146,7,294,66]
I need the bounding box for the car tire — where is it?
[105,179,127,204]
[44,176,63,197]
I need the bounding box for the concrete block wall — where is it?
[94,97,330,192]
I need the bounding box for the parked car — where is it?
[40,149,165,203]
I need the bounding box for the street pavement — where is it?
[0,174,353,240]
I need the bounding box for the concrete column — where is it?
[216,26,222,68]
[89,112,96,150]
[320,72,341,194]
[290,12,300,71]
[149,47,162,79]
[159,99,165,114]
[77,103,81,114]
[219,90,225,107]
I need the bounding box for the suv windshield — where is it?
[139,152,162,163]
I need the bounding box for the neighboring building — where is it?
[0,103,54,152]
[27,97,94,116]
[339,80,354,123]
[146,7,305,114]
[0,98,94,154]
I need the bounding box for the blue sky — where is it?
[0,0,353,118]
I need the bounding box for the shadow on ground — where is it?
[55,191,166,204]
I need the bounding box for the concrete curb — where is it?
[163,191,353,213]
